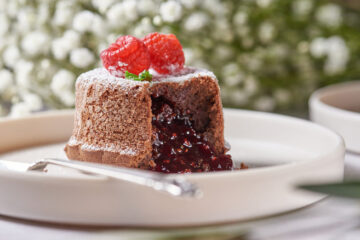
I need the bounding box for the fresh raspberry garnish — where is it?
[143,32,185,74]
[100,35,150,76]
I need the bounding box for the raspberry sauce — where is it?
[149,96,233,173]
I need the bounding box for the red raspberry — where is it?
[100,35,150,76]
[143,32,185,74]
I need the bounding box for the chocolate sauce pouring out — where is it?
[149,96,234,173]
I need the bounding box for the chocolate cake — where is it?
[65,32,236,173]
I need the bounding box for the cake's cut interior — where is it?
[150,96,233,173]
[64,67,241,173]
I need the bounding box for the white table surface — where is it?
[0,153,359,240]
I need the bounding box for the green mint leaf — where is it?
[125,70,152,82]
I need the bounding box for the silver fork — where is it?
[2,158,201,198]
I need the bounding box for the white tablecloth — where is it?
[0,153,359,240]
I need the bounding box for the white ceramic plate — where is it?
[309,81,360,153]
[0,109,344,227]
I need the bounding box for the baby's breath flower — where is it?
[258,22,276,43]
[256,0,273,8]
[15,59,34,89]
[70,48,95,68]
[73,11,96,33]
[160,1,182,23]
[53,1,76,27]
[292,0,313,17]
[22,93,43,111]
[230,90,249,106]
[137,0,157,15]
[324,36,349,75]
[153,15,163,26]
[9,102,31,118]
[92,0,116,14]
[0,69,13,94]
[316,4,342,28]
[180,0,198,9]
[3,45,20,68]
[106,3,129,28]
[133,18,154,37]
[254,96,276,111]
[51,69,76,107]
[233,11,248,26]
[184,12,208,32]
[0,13,9,36]
[21,31,50,56]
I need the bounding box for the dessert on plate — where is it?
[65,32,244,173]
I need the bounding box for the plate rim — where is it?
[0,108,344,182]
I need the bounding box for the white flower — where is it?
[214,45,233,60]
[256,0,273,8]
[153,15,163,26]
[180,0,198,9]
[51,70,75,94]
[309,37,327,58]
[21,31,50,56]
[63,30,81,48]
[230,90,249,105]
[60,91,75,107]
[160,1,182,23]
[316,4,342,28]
[51,38,69,60]
[203,0,226,16]
[22,93,43,111]
[137,0,157,15]
[91,15,107,36]
[9,102,31,118]
[254,96,275,111]
[214,20,233,42]
[70,48,95,68]
[292,0,313,17]
[14,59,34,89]
[243,76,258,95]
[122,0,139,21]
[310,36,349,75]
[92,0,116,14]
[16,7,36,33]
[324,36,349,75]
[183,48,195,64]
[274,89,291,104]
[51,69,76,107]
[233,11,248,26]
[37,3,50,25]
[73,11,96,33]
[5,1,20,18]
[106,3,129,28]
[51,30,81,60]
[258,22,276,43]
[222,63,244,87]
[133,18,154,38]
[53,1,76,27]
[3,45,20,68]
[0,69,13,93]
[184,12,208,32]
[0,13,9,36]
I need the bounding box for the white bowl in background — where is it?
[310,81,360,154]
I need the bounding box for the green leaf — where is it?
[125,70,152,82]
[299,181,360,199]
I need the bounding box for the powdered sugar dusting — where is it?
[68,136,137,155]
[77,68,148,91]
[77,67,217,88]
[68,136,79,146]
[151,66,218,83]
